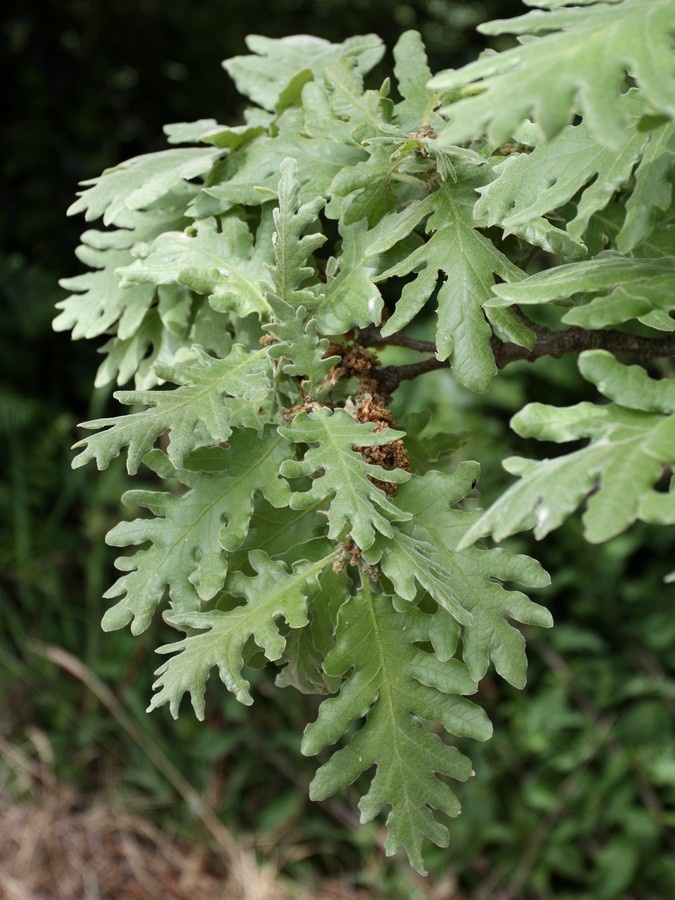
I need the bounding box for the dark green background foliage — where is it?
[2,1,673,896]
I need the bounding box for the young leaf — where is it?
[269,158,326,297]
[73,344,271,473]
[148,549,336,715]
[302,577,492,875]
[392,30,449,134]
[324,56,392,136]
[430,0,675,148]
[460,351,675,547]
[278,408,411,550]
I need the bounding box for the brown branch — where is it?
[372,357,448,394]
[362,324,675,393]
[358,325,436,354]
[492,324,675,368]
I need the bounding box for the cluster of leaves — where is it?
[58,0,674,873]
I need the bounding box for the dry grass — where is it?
[0,783,379,900]
[0,723,293,900]
[0,784,237,899]
[0,730,375,900]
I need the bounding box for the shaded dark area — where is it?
[2,1,674,897]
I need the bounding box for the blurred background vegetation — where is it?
[2,0,673,896]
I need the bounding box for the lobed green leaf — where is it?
[461,352,675,546]
[101,428,292,635]
[279,408,411,550]
[368,467,552,687]
[303,577,491,874]
[378,181,527,392]
[475,92,652,244]
[149,549,336,715]
[118,210,275,318]
[73,344,271,474]
[431,0,675,149]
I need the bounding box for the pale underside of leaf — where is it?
[68,147,222,226]
[222,34,384,112]
[118,210,275,318]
